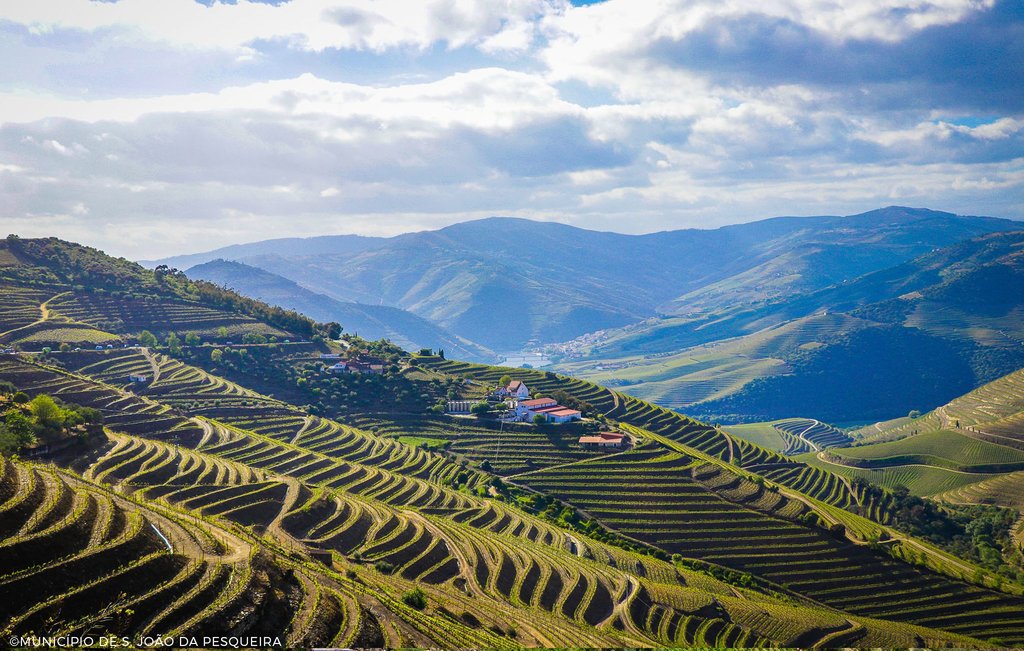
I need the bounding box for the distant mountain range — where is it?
[149,206,1019,352]
[145,206,1024,422]
[186,260,493,361]
[561,230,1024,423]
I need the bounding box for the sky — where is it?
[0,0,1022,258]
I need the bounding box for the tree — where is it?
[402,587,427,610]
[184,332,201,346]
[216,326,229,340]
[499,375,513,388]
[165,332,181,354]
[321,322,342,340]
[470,402,490,416]
[59,342,71,352]
[29,395,66,441]
[908,409,921,419]
[3,410,36,448]
[139,330,158,348]
[210,349,223,363]
[533,414,547,425]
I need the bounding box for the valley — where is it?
[1,227,1023,648]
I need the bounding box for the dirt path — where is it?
[723,429,736,464]
[0,291,70,339]
[142,347,162,384]
[797,420,821,452]
[291,415,315,444]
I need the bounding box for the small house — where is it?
[579,432,627,449]
[128,374,149,384]
[328,362,349,373]
[507,380,530,400]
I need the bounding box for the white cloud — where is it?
[0,0,1020,258]
[3,0,564,53]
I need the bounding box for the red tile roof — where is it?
[579,432,625,444]
[520,397,557,407]
[538,408,581,417]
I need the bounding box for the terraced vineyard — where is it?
[0,238,302,348]
[3,353,971,648]
[3,248,1024,647]
[48,293,285,340]
[347,414,594,474]
[515,448,1024,644]
[418,358,881,520]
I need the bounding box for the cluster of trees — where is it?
[0,384,103,455]
[853,478,1023,581]
[176,337,454,416]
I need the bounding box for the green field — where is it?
[801,452,1000,496]
[835,430,1024,470]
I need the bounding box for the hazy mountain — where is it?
[142,233,387,271]
[151,207,1020,350]
[186,259,492,361]
[565,230,1024,424]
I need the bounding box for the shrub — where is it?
[402,587,427,610]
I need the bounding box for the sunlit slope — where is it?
[0,237,310,348]
[3,355,979,648]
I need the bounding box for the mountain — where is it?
[151,207,1021,350]
[560,230,1024,423]
[187,259,493,361]
[140,233,387,271]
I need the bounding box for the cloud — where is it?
[2,0,564,53]
[0,0,1021,258]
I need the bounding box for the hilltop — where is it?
[149,207,1020,350]
[2,234,1024,647]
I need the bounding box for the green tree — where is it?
[470,402,490,416]
[184,332,201,346]
[533,413,547,425]
[29,395,66,441]
[139,330,158,348]
[499,374,513,388]
[59,342,71,352]
[401,588,427,610]
[216,326,229,339]
[210,349,223,363]
[3,410,36,449]
[165,332,181,354]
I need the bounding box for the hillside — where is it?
[151,207,1020,350]
[187,260,493,361]
[561,230,1024,423]
[0,236,321,348]
[4,237,1024,646]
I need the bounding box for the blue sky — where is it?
[0,0,1021,257]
